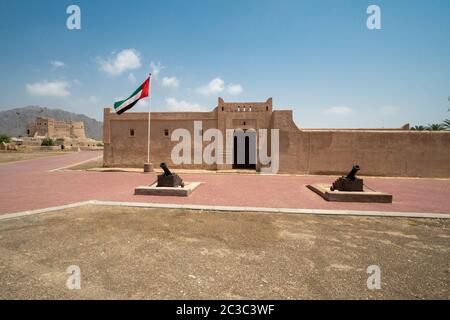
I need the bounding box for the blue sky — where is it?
[0,0,449,128]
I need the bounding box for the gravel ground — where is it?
[0,150,71,163]
[0,205,448,299]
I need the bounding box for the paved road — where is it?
[0,151,449,215]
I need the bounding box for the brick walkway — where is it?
[0,151,449,215]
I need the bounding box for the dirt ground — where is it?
[0,150,71,164]
[0,205,448,300]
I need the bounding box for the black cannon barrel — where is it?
[160,162,173,176]
[345,165,360,180]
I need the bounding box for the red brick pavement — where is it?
[0,151,449,215]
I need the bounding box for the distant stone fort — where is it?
[27,117,86,139]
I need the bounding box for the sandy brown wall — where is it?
[103,108,219,169]
[104,107,450,178]
[278,128,450,178]
[70,121,86,139]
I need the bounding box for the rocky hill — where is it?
[0,106,103,140]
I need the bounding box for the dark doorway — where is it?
[233,130,256,170]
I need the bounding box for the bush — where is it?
[0,134,11,144]
[96,143,103,147]
[41,138,54,146]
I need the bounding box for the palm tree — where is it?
[410,125,426,131]
[425,123,446,131]
[443,119,450,130]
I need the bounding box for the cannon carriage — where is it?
[330,165,364,192]
[157,162,185,188]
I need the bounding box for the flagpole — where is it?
[147,73,152,164]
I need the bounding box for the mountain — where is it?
[0,106,103,140]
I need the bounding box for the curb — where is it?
[0,200,449,221]
[49,155,103,172]
[0,201,94,221]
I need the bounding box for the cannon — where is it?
[346,165,360,180]
[160,162,173,176]
[157,162,185,188]
[330,165,364,192]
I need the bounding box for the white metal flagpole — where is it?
[147,73,152,164]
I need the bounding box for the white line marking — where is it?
[0,200,449,221]
[0,201,94,221]
[49,155,102,172]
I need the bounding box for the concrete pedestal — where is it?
[307,184,393,203]
[135,182,201,197]
[143,163,154,173]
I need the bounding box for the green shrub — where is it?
[0,134,11,144]
[96,143,103,147]
[41,138,54,146]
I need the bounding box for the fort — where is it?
[103,97,450,178]
[27,116,86,139]
[26,116,99,148]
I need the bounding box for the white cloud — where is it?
[165,98,204,112]
[198,77,225,95]
[50,60,65,68]
[226,83,243,95]
[322,106,353,115]
[197,77,243,95]
[26,80,70,97]
[161,76,180,88]
[150,61,164,79]
[98,49,141,75]
[128,73,136,83]
[136,99,149,108]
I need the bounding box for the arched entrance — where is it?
[233,128,256,170]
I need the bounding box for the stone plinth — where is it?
[135,182,201,197]
[307,184,393,203]
[143,163,154,173]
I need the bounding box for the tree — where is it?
[425,123,446,131]
[0,134,11,144]
[410,125,425,131]
[443,119,450,130]
[445,99,450,130]
[41,138,54,146]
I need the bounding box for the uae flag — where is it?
[114,75,150,115]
